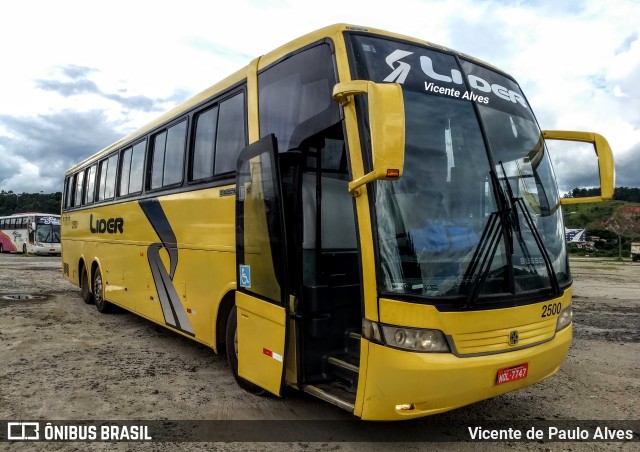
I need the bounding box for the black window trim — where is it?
[147,117,189,193]
[116,137,147,200]
[62,80,249,212]
[187,86,248,186]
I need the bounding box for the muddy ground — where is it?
[0,254,638,451]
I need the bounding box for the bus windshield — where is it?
[36,216,61,244]
[348,34,568,306]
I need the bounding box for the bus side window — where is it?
[191,106,218,181]
[104,154,118,199]
[150,120,187,189]
[97,155,118,202]
[214,93,246,175]
[258,43,339,153]
[63,176,72,210]
[128,140,146,194]
[74,170,85,207]
[97,159,108,201]
[119,147,133,196]
[84,165,97,205]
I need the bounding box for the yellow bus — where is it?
[61,24,614,420]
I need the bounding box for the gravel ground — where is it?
[0,254,638,451]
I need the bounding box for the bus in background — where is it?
[60,24,614,420]
[0,213,61,255]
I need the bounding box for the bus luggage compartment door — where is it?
[235,135,289,396]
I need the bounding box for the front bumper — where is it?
[358,324,572,420]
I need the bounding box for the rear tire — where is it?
[225,305,266,395]
[93,267,114,313]
[81,267,94,304]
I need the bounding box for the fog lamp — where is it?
[396,404,415,411]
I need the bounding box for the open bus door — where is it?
[235,135,289,396]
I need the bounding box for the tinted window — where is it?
[104,154,118,199]
[119,147,132,196]
[150,120,186,189]
[74,171,85,207]
[191,106,218,181]
[63,176,73,209]
[151,131,167,190]
[97,160,108,201]
[214,93,246,174]
[97,154,118,201]
[84,165,96,205]
[129,140,145,193]
[164,121,187,185]
[259,44,339,153]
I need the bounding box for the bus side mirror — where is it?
[333,81,405,195]
[542,130,615,205]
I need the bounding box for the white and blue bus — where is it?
[0,213,61,255]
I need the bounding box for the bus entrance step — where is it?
[326,355,358,392]
[303,383,356,412]
[344,330,361,358]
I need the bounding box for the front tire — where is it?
[93,267,113,313]
[225,305,266,395]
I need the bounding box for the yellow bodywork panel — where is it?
[362,292,573,419]
[360,325,571,420]
[379,289,571,355]
[236,291,286,396]
[61,186,236,349]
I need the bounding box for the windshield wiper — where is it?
[459,210,502,305]
[513,195,560,295]
[459,168,513,306]
[460,160,561,306]
[497,162,560,296]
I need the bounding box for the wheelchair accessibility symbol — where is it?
[239,265,251,288]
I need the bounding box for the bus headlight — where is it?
[380,325,450,353]
[556,305,573,331]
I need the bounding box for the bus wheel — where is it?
[225,305,266,396]
[22,244,28,255]
[93,267,113,314]
[81,267,94,304]
[0,243,3,253]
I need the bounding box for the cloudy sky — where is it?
[1,0,638,195]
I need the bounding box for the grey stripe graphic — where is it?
[139,199,194,336]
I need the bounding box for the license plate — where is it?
[496,363,528,385]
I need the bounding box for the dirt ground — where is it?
[0,254,638,451]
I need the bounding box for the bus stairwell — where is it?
[285,134,362,411]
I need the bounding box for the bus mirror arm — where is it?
[542,130,615,205]
[332,81,405,195]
